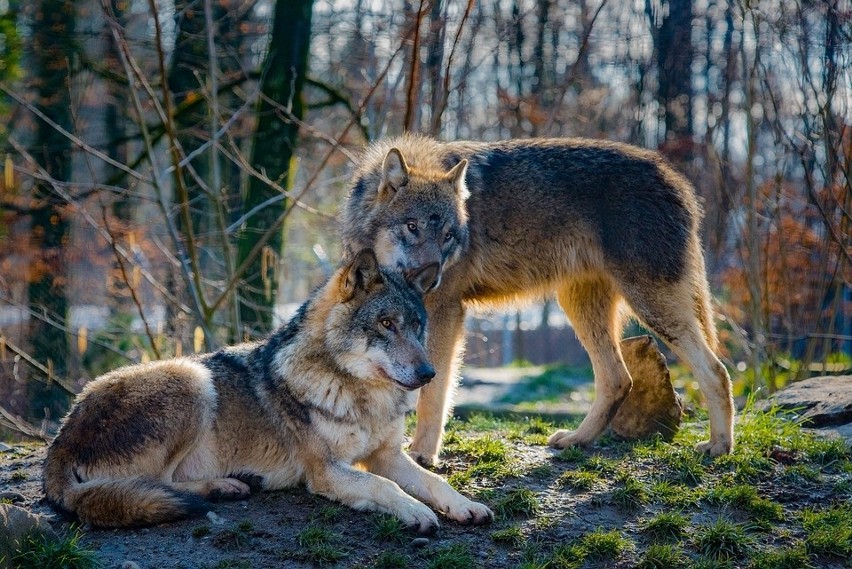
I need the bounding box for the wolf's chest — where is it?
[315,408,401,463]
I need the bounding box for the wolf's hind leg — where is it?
[549,276,632,449]
[622,278,734,456]
[409,296,466,467]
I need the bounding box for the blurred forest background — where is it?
[0,0,849,437]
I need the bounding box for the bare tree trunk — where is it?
[648,0,694,156]
[105,0,129,221]
[426,0,445,135]
[28,0,75,419]
[236,0,314,335]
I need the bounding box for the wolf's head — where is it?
[324,249,435,390]
[343,145,470,294]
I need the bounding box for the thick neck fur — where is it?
[253,279,413,426]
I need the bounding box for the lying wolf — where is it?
[341,135,734,466]
[43,250,492,531]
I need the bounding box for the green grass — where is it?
[312,503,345,523]
[211,528,251,551]
[801,502,852,556]
[526,462,554,478]
[556,470,598,491]
[747,545,814,569]
[635,543,688,569]
[8,389,850,569]
[693,518,753,560]
[706,483,784,523]
[372,514,407,543]
[610,474,648,511]
[296,525,347,563]
[425,543,474,569]
[579,454,620,476]
[639,512,689,542]
[493,488,541,519]
[445,432,518,488]
[648,480,703,508]
[714,449,774,481]
[549,543,587,569]
[576,528,632,559]
[491,525,524,546]
[780,464,822,483]
[372,551,408,569]
[660,448,706,485]
[11,528,99,569]
[555,446,587,463]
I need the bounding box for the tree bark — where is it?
[236,0,314,335]
[649,0,694,155]
[28,0,74,418]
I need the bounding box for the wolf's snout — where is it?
[406,263,441,294]
[415,363,436,383]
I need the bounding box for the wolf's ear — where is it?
[446,159,470,200]
[380,148,409,197]
[341,249,384,300]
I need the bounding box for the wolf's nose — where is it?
[415,363,436,383]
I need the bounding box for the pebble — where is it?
[410,537,430,548]
[206,511,227,525]
[120,562,141,569]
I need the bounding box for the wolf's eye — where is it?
[380,318,396,332]
[406,221,418,233]
[444,232,454,243]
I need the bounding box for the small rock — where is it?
[120,562,141,569]
[206,511,227,525]
[0,504,58,569]
[0,443,12,453]
[410,537,430,548]
[611,335,683,441]
[0,492,25,504]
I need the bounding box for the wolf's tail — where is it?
[43,458,208,528]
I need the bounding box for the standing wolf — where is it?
[341,135,734,466]
[43,250,492,531]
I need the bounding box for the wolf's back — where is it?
[43,453,207,527]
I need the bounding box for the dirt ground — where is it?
[2,368,851,568]
[1,438,547,569]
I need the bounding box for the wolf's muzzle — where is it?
[415,363,436,384]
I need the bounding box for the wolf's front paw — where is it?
[396,500,440,535]
[444,499,493,526]
[547,429,592,449]
[695,438,732,457]
[408,449,440,469]
[206,478,251,502]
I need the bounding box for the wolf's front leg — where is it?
[305,460,439,534]
[369,445,493,526]
[410,296,467,467]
